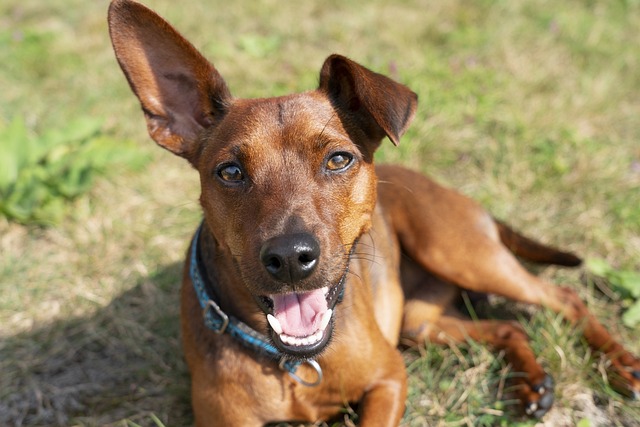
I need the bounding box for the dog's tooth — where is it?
[319,309,333,331]
[281,334,293,345]
[281,334,299,347]
[267,314,283,335]
[279,328,326,347]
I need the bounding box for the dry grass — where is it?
[1,0,639,425]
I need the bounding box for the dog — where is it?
[108,1,640,425]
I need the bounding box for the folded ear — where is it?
[318,54,417,146]
[108,0,231,165]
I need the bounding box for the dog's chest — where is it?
[353,205,404,344]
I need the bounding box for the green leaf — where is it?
[0,114,148,225]
[0,140,19,192]
[622,300,640,328]
[586,258,640,299]
[0,117,29,190]
[83,135,149,171]
[58,117,103,143]
[34,196,65,225]
[3,167,48,221]
[45,143,73,166]
[576,419,591,427]
[585,258,611,277]
[57,161,94,198]
[609,270,640,299]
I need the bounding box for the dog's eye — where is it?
[217,163,244,183]
[326,152,354,172]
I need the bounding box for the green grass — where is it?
[1,0,639,425]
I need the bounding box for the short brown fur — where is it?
[108,1,640,425]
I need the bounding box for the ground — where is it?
[1,0,639,426]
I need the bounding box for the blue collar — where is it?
[188,222,322,386]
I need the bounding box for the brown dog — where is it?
[108,1,640,425]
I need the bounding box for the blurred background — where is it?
[1,0,638,425]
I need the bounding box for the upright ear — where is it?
[318,54,418,146]
[108,0,231,164]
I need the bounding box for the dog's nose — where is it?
[260,233,321,283]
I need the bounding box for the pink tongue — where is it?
[271,288,328,337]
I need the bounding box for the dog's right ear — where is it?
[318,54,417,148]
[108,0,231,165]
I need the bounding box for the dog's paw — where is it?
[608,356,640,400]
[522,374,554,419]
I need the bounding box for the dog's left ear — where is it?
[318,54,418,146]
[108,0,231,165]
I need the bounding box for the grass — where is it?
[1,0,639,425]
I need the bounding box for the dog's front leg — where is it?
[357,352,407,426]
[359,384,406,426]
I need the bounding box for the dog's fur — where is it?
[108,1,640,425]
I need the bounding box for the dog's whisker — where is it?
[377,179,415,194]
[350,256,382,266]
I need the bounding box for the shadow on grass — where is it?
[0,262,193,427]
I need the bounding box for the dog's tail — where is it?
[495,220,582,267]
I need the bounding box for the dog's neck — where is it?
[197,223,266,333]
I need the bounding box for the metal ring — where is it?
[203,299,229,334]
[280,359,323,387]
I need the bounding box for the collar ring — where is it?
[204,299,229,334]
[279,358,323,387]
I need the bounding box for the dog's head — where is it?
[108,0,417,358]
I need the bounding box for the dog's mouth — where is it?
[259,280,344,358]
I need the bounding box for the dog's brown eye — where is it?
[217,164,244,183]
[326,152,354,172]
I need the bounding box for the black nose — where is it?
[260,233,321,283]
